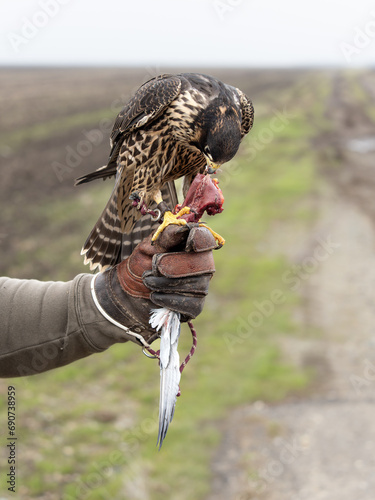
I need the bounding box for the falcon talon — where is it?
[175,206,190,218]
[198,222,225,248]
[151,209,189,242]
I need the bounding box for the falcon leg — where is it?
[198,223,225,248]
[130,190,159,218]
[129,190,145,209]
[151,190,190,242]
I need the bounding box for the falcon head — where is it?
[194,99,242,172]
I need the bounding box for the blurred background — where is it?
[1,1,375,499]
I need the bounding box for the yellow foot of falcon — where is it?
[152,207,191,242]
[198,223,225,248]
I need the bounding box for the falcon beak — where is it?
[204,155,221,174]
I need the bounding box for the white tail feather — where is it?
[150,308,181,449]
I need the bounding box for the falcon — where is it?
[75,73,254,271]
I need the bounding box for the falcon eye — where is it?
[204,146,213,161]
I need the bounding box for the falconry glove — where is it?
[92,225,216,347]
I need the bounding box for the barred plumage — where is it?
[76,73,254,270]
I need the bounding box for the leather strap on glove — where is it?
[92,224,216,347]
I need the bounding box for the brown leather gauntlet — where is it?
[93,225,216,346]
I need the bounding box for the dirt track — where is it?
[206,73,375,500]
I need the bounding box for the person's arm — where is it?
[0,225,215,378]
[0,274,123,378]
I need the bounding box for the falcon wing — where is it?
[108,75,182,166]
[110,74,180,144]
[75,75,182,185]
[237,89,254,139]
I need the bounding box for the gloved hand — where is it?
[92,224,216,347]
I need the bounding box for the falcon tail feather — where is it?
[74,164,117,186]
[120,180,178,259]
[80,187,123,271]
[80,180,178,270]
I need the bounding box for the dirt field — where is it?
[1,67,375,499]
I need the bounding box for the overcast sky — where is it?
[1,0,374,67]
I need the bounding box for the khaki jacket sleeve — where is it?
[0,274,131,378]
